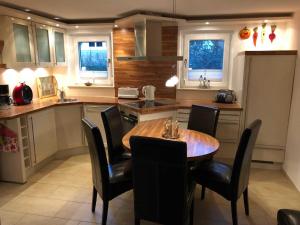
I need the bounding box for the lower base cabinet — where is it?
[28,108,57,165]
[177,109,242,162]
[83,104,113,147]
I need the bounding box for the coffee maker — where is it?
[0,85,12,109]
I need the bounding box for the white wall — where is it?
[0,67,52,100]
[177,20,295,100]
[284,11,300,191]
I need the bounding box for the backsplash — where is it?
[0,67,52,99]
[113,26,178,99]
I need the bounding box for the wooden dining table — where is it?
[122,118,220,161]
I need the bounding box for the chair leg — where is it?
[190,199,194,225]
[92,186,97,212]
[243,188,249,216]
[102,200,109,225]
[201,186,206,200]
[231,200,238,225]
[134,215,140,225]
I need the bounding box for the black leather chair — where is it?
[278,209,300,225]
[130,136,196,225]
[187,104,220,198]
[187,105,220,137]
[191,119,262,225]
[82,118,133,225]
[101,106,131,164]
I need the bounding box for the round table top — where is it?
[122,118,220,161]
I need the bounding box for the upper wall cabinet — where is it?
[0,16,36,68]
[0,16,67,68]
[33,23,53,66]
[53,28,67,66]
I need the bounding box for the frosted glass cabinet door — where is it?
[35,27,51,63]
[13,23,32,62]
[54,31,65,63]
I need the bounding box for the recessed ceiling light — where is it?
[24,9,30,12]
[56,24,60,27]
[75,25,79,29]
[205,21,210,25]
[27,16,31,20]
[11,17,15,21]
[264,19,269,23]
[43,24,46,27]
[54,17,60,20]
[114,24,118,28]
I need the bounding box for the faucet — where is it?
[57,87,65,102]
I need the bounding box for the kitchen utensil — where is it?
[13,82,33,105]
[142,85,156,101]
[215,89,237,103]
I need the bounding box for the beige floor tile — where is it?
[15,214,79,225]
[0,195,67,216]
[20,183,60,198]
[1,154,300,225]
[0,210,25,225]
[50,185,92,203]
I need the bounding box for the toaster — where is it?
[118,87,139,99]
[215,89,237,103]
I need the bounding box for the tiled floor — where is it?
[0,154,300,225]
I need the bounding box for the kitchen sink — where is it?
[57,98,78,103]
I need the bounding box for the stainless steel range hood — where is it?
[116,17,183,61]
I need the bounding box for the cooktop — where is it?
[125,100,177,109]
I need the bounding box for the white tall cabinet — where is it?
[234,51,297,163]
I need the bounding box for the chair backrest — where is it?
[231,119,262,199]
[130,136,189,225]
[101,106,125,164]
[82,118,109,200]
[187,105,220,137]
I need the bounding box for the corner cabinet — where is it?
[0,16,36,68]
[0,16,67,68]
[28,109,57,165]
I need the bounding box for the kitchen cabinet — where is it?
[234,51,297,163]
[0,16,67,68]
[28,108,57,164]
[33,23,53,66]
[176,109,242,161]
[55,105,84,151]
[0,16,36,68]
[83,104,113,147]
[53,28,67,66]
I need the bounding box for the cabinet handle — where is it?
[30,117,37,164]
[184,59,188,68]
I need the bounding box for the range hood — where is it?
[116,16,183,61]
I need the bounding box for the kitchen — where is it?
[0,1,300,225]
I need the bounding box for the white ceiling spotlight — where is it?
[114,24,118,28]
[24,9,30,12]
[54,17,60,20]
[205,21,210,25]
[75,25,79,29]
[56,24,60,27]
[26,16,31,20]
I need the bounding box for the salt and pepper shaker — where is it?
[163,119,179,138]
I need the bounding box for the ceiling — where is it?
[1,0,300,21]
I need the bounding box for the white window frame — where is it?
[180,31,231,88]
[73,35,113,86]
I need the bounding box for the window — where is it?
[182,32,231,88]
[75,35,113,86]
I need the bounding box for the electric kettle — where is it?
[142,85,156,101]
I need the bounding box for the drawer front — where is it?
[216,121,240,142]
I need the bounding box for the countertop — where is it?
[0,96,242,120]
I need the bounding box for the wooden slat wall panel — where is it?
[113,26,178,98]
